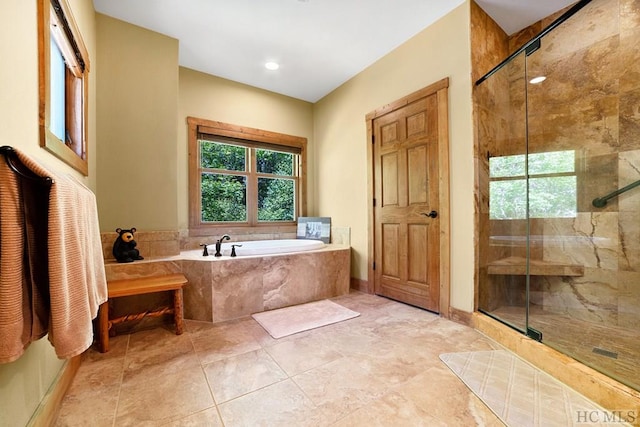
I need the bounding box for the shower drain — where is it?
[592,347,618,359]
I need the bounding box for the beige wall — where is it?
[177,68,315,230]
[96,7,476,312]
[95,19,314,234]
[313,2,474,312]
[0,3,476,423]
[0,0,97,425]
[96,14,179,232]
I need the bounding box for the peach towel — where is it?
[0,149,107,362]
[0,153,32,362]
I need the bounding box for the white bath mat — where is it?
[252,299,360,339]
[439,350,621,427]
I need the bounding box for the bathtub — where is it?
[220,239,325,256]
[179,241,350,323]
[103,239,350,328]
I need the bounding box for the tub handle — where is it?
[200,244,209,257]
[230,244,243,257]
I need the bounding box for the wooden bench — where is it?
[98,273,188,353]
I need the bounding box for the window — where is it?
[38,0,90,175]
[188,117,307,233]
[489,150,577,219]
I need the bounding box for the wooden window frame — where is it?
[38,0,90,175]
[187,117,307,236]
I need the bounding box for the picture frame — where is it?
[297,217,331,243]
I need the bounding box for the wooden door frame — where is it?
[366,78,451,318]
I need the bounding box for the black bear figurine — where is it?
[112,227,144,263]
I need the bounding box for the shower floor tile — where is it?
[489,305,640,391]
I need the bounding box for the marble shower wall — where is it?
[474,0,640,328]
[541,148,640,328]
[531,0,640,328]
[471,1,510,311]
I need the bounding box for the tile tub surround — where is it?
[100,226,351,260]
[182,245,351,323]
[101,230,180,261]
[103,244,351,325]
[179,226,352,250]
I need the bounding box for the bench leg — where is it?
[107,300,117,337]
[98,301,109,353]
[173,289,184,335]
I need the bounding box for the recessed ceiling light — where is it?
[529,76,546,84]
[265,62,279,70]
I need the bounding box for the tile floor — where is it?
[55,291,508,426]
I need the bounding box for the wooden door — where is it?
[372,92,440,312]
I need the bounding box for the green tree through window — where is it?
[188,117,307,231]
[489,150,577,220]
[256,149,295,221]
[199,140,297,223]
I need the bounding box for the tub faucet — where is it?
[214,234,231,257]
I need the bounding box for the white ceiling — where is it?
[92,0,576,103]
[474,0,576,35]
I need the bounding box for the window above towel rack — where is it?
[37,0,90,176]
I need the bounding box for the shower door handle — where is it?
[422,210,438,218]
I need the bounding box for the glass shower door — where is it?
[477,51,529,333]
[477,0,640,394]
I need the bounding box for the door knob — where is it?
[422,210,438,218]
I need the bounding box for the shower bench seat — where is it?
[97,273,188,352]
[487,256,584,276]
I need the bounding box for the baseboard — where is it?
[28,355,81,427]
[350,277,370,293]
[448,306,474,326]
[474,312,640,415]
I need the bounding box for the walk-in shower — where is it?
[476,0,640,392]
